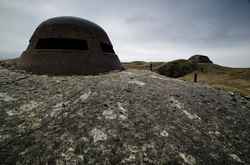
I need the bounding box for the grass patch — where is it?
[123,61,250,96]
[122,61,164,70]
[181,64,250,96]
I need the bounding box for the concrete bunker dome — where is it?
[20,16,123,75]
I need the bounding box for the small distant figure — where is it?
[194,72,198,83]
[150,62,153,71]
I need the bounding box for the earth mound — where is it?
[155,59,197,78]
[0,66,250,164]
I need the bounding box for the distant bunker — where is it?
[20,16,123,75]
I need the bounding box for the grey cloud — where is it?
[0,0,249,67]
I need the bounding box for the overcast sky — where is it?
[0,0,250,67]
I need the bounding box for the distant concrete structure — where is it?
[20,16,123,75]
[189,55,213,64]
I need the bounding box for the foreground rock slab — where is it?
[0,66,250,165]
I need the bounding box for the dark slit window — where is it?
[36,38,88,50]
[100,43,115,53]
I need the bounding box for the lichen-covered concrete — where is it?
[0,66,250,164]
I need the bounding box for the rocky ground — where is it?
[0,65,250,165]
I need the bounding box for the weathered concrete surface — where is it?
[0,66,250,165]
[20,16,123,75]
